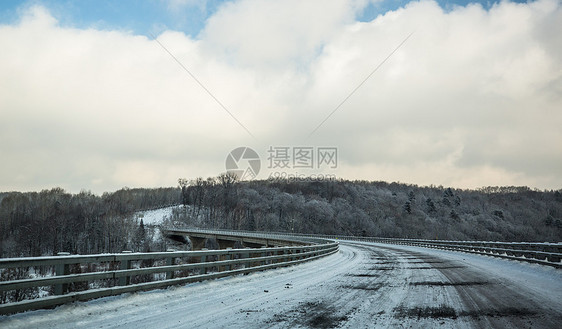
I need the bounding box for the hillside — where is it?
[1,177,561,258]
[173,177,562,242]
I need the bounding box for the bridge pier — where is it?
[217,239,237,249]
[243,241,265,249]
[190,236,206,250]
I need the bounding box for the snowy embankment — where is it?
[133,205,184,225]
[1,241,561,328]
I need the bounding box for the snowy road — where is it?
[1,241,561,328]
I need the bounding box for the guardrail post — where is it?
[224,248,232,271]
[201,248,208,274]
[240,249,248,268]
[261,246,267,265]
[54,252,70,295]
[548,254,561,263]
[166,249,175,280]
[119,251,132,286]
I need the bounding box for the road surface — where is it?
[1,241,561,328]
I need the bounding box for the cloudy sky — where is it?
[0,0,560,193]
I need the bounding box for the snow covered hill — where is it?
[133,205,184,225]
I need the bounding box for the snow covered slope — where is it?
[134,205,183,225]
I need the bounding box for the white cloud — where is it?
[0,1,561,193]
[200,0,371,69]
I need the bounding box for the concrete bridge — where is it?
[164,228,306,250]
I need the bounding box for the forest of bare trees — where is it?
[2,176,561,260]
[173,175,562,243]
[0,187,180,258]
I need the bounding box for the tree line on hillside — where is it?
[0,187,180,258]
[172,175,562,242]
[2,176,561,259]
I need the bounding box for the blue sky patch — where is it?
[0,0,533,36]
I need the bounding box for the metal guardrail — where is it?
[360,238,562,268]
[178,228,561,269]
[0,232,338,315]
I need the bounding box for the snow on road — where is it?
[1,241,561,328]
[380,242,562,312]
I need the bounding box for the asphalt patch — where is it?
[394,305,457,319]
[410,281,489,286]
[405,266,466,270]
[268,301,351,329]
[300,301,349,329]
[346,273,380,278]
[394,305,538,320]
[341,284,382,291]
[368,267,395,271]
[401,254,428,258]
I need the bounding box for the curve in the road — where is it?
[1,241,561,329]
